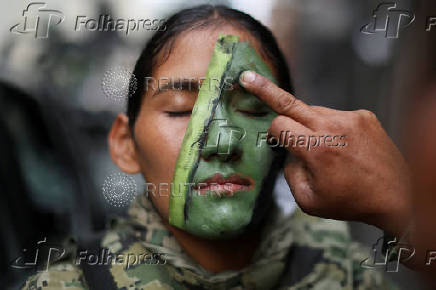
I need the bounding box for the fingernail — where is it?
[240,71,255,84]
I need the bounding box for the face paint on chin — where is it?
[184,153,281,239]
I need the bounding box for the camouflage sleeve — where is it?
[21,262,88,290]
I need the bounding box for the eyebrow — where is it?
[150,79,201,98]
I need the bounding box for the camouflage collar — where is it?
[121,193,296,287]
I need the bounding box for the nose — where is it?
[200,116,245,162]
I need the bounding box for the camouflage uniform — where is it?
[22,194,397,289]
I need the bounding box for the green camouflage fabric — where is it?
[22,194,397,289]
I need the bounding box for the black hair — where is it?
[127,4,293,131]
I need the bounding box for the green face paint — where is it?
[170,35,280,238]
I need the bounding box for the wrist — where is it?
[375,171,414,237]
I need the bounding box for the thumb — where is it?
[284,158,316,212]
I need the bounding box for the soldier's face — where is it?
[132,26,280,238]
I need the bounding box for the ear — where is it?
[108,114,141,174]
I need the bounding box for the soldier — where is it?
[23,4,409,289]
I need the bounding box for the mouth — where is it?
[194,173,254,197]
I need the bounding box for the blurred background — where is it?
[0,0,435,288]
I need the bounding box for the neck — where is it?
[163,220,261,273]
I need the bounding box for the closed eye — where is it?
[237,110,268,117]
[165,111,192,117]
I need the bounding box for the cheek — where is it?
[134,111,190,218]
[236,124,276,179]
[135,113,189,183]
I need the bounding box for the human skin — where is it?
[239,70,413,239]
[108,25,280,272]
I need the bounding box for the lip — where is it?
[194,173,254,196]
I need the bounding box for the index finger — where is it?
[239,71,318,127]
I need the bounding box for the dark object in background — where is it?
[0,82,74,288]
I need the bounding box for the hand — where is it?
[239,71,412,237]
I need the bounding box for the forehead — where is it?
[152,25,276,80]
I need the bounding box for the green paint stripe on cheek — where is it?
[169,34,240,228]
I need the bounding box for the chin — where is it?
[183,221,249,240]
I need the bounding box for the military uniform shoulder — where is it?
[21,262,88,290]
[290,208,352,247]
[283,209,398,289]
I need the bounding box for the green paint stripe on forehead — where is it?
[169,34,239,228]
